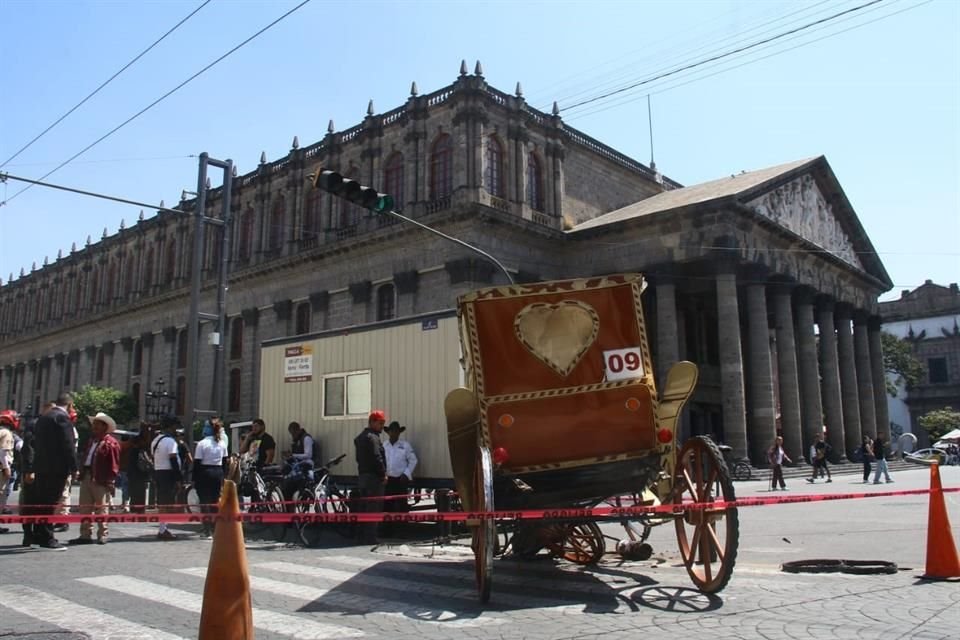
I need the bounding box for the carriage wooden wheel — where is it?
[472,447,496,604]
[546,521,605,565]
[672,436,739,593]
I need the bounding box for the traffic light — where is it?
[309,169,394,213]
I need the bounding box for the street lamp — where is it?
[144,378,176,423]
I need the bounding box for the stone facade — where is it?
[881,281,960,443]
[0,65,893,466]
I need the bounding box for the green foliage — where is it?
[918,407,960,442]
[71,385,139,430]
[881,332,925,397]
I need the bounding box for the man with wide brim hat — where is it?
[69,412,121,545]
[383,421,418,525]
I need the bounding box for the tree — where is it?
[918,407,960,442]
[71,385,138,431]
[881,332,925,397]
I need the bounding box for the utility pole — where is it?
[184,153,233,448]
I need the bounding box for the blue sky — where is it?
[0,0,957,302]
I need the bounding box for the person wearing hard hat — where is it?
[354,410,387,545]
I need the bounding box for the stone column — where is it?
[835,304,862,459]
[716,268,748,460]
[655,274,679,390]
[772,284,803,462]
[853,311,877,439]
[868,316,891,441]
[817,297,846,462]
[745,274,776,464]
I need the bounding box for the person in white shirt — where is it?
[152,415,182,540]
[383,421,417,515]
[194,420,229,538]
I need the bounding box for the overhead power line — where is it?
[0,0,312,208]
[0,0,212,170]
[559,0,887,114]
[566,0,931,123]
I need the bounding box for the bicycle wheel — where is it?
[296,489,325,547]
[733,462,752,482]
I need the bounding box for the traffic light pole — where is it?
[383,209,514,285]
[185,153,233,449]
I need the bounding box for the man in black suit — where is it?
[26,393,77,550]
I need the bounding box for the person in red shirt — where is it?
[69,412,121,545]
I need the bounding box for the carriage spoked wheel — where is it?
[472,446,495,603]
[672,436,739,593]
[546,521,605,565]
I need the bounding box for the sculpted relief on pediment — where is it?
[747,174,863,271]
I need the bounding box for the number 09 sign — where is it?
[602,347,644,381]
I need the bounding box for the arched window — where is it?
[295,302,311,335]
[484,136,504,197]
[143,247,155,291]
[175,376,186,416]
[229,317,244,360]
[228,368,242,412]
[527,152,544,212]
[108,260,118,301]
[207,225,222,271]
[376,283,396,321]
[383,152,404,211]
[177,329,188,369]
[124,255,136,295]
[268,195,285,251]
[430,134,453,200]
[304,189,323,239]
[238,207,254,260]
[95,349,105,381]
[89,269,100,307]
[164,239,177,283]
[133,340,143,375]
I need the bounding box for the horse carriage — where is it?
[444,273,739,602]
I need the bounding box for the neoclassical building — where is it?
[0,62,892,465]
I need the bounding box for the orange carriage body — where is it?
[458,274,661,473]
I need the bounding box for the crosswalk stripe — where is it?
[255,560,604,612]
[0,585,188,640]
[175,567,504,628]
[78,575,364,639]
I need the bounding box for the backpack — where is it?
[139,434,172,473]
[311,436,323,468]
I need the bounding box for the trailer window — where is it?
[323,371,371,417]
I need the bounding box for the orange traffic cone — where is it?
[921,463,960,580]
[198,480,255,639]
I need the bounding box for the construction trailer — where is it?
[257,310,462,488]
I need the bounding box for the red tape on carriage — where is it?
[1,486,956,526]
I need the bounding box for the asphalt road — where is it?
[0,465,957,640]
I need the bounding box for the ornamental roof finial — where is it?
[410,81,418,96]
[474,60,483,76]
[459,59,468,76]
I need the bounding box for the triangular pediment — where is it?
[746,173,863,271]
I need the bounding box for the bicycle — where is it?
[718,444,752,481]
[175,481,201,514]
[297,454,352,547]
[237,456,286,541]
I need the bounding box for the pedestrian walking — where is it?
[25,393,77,549]
[768,435,792,491]
[152,415,182,540]
[859,435,874,483]
[354,410,387,545]
[872,435,894,484]
[806,432,832,484]
[69,412,120,545]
